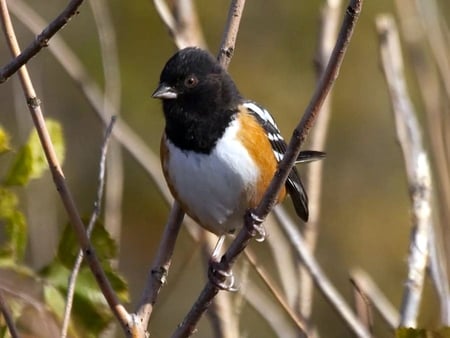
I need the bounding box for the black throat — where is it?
[163,101,237,154]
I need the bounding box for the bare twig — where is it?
[153,0,206,49]
[244,247,309,334]
[136,202,184,329]
[172,1,364,337]
[0,0,131,333]
[394,0,450,324]
[350,278,374,334]
[244,279,299,338]
[299,0,342,319]
[0,0,85,83]
[351,268,399,329]
[0,291,19,338]
[89,0,124,250]
[377,15,432,328]
[217,0,246,68]
[61,117,116,338]
[274,208,371,338]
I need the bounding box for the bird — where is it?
[153,47,324,240]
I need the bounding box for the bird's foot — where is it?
[245,209,266,242]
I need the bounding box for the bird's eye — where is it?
[184,75,198,88]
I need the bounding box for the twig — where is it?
[0,0,131,334]
[153,0,206,49]
[61,117,116,338]
[299,0,342,319]
[0,0,85,83]
[376,15,432,328]
[244,279,299,338]
[350,278,374,334]
[89,0,124,251]
[136,201,185,329]
[244,247,309,334]
[351,268,399,329]
[217,0,246,68]
[394,0,450,324]
[0,291,19,338]
[172,1,363,337]
[274,208,371,338]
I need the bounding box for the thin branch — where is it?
[153,0,206,49]
[274,208,371,338]
[351,269,400,329]
[244,247,309,334]
[172,1,364,337]
[89,0,124,251]
[350,278,374,335]
[0,0,85,83]
[299,0,342,319]
[376,14,432,328]
[0,0,131,334]
[61,117,116,338]
[217,0,246,68]
[136,201,185,329]
[0,291,19,338]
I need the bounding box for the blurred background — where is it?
[0,0,449,337]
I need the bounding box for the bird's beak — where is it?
[152,83,178,99]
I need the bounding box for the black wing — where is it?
[243,101,311,221]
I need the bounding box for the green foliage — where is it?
[4,119,65,186]
[58,220,117,269]
[0,127,11,155]
[0,122,128,337]
[396,328,450,338]
[0,188,26,263]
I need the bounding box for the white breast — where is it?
[164,119,259,235]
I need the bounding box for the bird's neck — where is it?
[164,102,237,154]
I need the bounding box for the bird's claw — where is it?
[208,259,239,292]
[245,210,266,242]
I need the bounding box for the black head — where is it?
[152,47,241,113]
[153,47,242,153]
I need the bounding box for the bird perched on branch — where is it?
[153,47,324,240]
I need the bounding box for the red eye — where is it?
[184,75,198,88]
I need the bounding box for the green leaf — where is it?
[4,119,65,186]
[58,220,117,269]
[41,260,127,337]
[0,127,11,155]
[396,328,450,338]
[0,188,27,262]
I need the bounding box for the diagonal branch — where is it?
[0,0,131,334]
[172,1,364,337]
[0,0,85,83]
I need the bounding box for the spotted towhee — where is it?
[153,47,324,237]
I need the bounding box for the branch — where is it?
[351,269,400,329]
[172,1,364,337]
[0,0,131,334]
[136,201,185,328]
[376,14,432,328]
[153,0,206,49]
[299,0,342,319]
[89,0,124,248]
[274,208,371,338]
[0,0,85,83]
[61,117,116,338]
[0,291,19,338]
[217,0,246,68]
